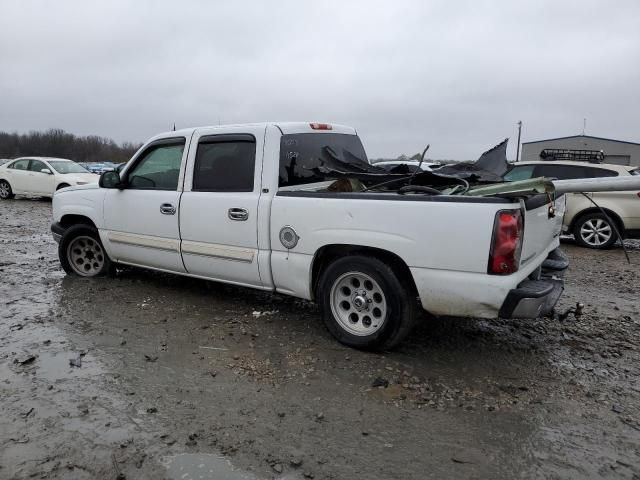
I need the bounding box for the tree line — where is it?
[0,128,142,164]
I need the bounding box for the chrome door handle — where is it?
[160,203,176,215]
[228,208,249,221]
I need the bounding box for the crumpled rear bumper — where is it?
[499,247,568,319]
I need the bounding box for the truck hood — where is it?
[61,173,100,185]
[55,183,101,194]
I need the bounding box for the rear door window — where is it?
[28,160,47,172]
[192,135,256,192]
[534,164,587,179]
[584,167,618,177]
[279,133,368,187]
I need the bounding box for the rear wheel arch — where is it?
[310,244,418,301]
[570,207,625,236]
[56,183,71,190]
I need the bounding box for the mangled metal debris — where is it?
[302,138,640,198]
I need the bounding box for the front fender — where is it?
[52,188,106,228]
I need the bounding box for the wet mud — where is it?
[1,199,639,479]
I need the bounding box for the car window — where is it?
[503,165,535,181]
[193,135,256,192]
[9,159,30,170]
[127,140,185,190]
[28,160,47,172]
[534,164,587,179]
[631,168,639,176]
[48,161,89,174]
[584,167,618,177]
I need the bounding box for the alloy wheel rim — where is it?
[67,236,105,276]
[580,218,612,247]
[0,182,9,198]
[330,272,387,336]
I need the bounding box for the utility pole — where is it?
[515,120,522,162]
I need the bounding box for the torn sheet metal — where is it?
[302,139,512,192]
[436,139,509,183]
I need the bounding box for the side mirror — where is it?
[99,170,123,189]
[41,168,52,175]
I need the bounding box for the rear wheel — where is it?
[573,212,619,249]
[317,255,418,351]
[59,225,114,277]
[0,180,14,199]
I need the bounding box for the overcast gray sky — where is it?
[1,0,639,160]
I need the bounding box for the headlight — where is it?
[76,181,89,185]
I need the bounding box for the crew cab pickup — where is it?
[51,122,568,350]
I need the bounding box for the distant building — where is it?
[521,135,640,166]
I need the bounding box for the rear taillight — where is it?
[488,210,523,275]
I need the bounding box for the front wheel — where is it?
[317,255,418,351]
[59,225,114,277]
[573,213,619,249]
[0,180,15,199]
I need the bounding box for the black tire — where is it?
[56,183,71,191]
[0,179,15,199]
[317,255,418,351]
[573,212,619,249]
[59,225,114,277]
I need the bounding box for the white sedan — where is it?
[0,157,98,199]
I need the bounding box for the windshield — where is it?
[279,133,368,187]
[48,161,90,174]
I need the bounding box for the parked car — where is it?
[84,162,116,174]
[0,157,98,199]
[51,122,568,350]
[504,161,640,249]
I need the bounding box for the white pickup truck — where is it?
[51,122,568,350]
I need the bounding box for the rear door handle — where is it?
[228,208,249,221]
[160,203,176,215]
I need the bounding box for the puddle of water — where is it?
[159,453,262,480]
[35,350,104,381]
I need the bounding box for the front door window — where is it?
[126,142,185,190]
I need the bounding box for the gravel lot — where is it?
[1,198,639,479]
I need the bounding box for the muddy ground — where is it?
[1,198,639,480]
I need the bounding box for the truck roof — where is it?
[159,122,357,139]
